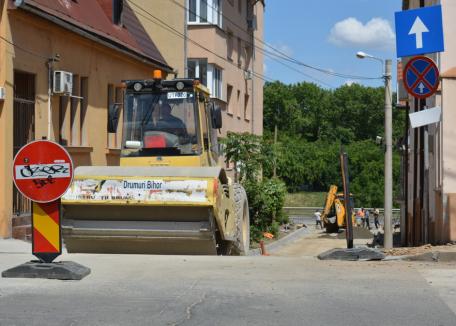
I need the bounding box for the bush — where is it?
[222,132,289,242]
[244,178,287,240]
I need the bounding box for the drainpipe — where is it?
[250,1,255,134]
[47,60,52,140]
[184,0,188,77]
[47,54,60,140]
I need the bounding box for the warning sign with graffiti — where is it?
[62,178,208,203]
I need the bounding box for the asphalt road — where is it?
[1,248,456,326]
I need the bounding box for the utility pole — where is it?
[273,104,279,178]
[384,59,393,249]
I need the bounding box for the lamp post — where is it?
[356,51,393,249]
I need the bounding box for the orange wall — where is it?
[0,8,163,237]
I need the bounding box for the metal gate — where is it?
[13,71,35,216]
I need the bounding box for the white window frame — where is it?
[187,0,222,27]
[207,64,222,99]
[188,59,223,100]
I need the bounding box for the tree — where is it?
[263,81,405,208]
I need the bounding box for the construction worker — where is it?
[314,209,323,229]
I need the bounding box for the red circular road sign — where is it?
[13,140,73,203]
[403,56,440,99]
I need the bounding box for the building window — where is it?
[107,84,124,149]
[238,0,242,14]
[237,90,241,118]
[227,31,234,61]
[59,75,88,146]
[80,77,89,146]
[188,0,222,26]
[188,59,223,99]
[244,45,252,70]
[113,0,123,25]
[244,93,250,120]
[237,37,242,66]
[212,66,222,99]
[188,58,208,86]
[226,84,233,114]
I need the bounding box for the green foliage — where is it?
[222,132,286,241]
[244,178,287,242]
[263,81,405,208]
[221,132,272,183]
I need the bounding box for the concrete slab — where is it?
[2,260,90,280]
[0,254,455,325]
[318,247,385,261]
[0,238,32,254]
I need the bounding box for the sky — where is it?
[263,0,402,89]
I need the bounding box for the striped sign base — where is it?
[32,200,61,263]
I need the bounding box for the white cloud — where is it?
[344,80,358,86]
[328,17,395,51]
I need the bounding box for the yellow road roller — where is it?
[61,75,249,255]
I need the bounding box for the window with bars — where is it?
[107,84,124,149]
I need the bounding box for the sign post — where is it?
[395,4,445,247]
[2,140,90,280]
[395,5,444,58]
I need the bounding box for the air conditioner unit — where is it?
[244,70,253,80]
[0,87,5,100]
[247,16,257,31]
[53,70,73,94]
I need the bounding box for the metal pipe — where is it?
[47,60,52,140]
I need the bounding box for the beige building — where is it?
[401,0,456,244]
[186,0,265,136]
[0,0,183,239]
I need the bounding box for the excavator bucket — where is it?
[61,166,224,255]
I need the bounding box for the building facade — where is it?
[186,0,265,136]
[0,0,182,239]
[401,0,456,244]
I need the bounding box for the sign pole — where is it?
[32,200,62,263]
[340,148,353,249]
[2,140,90,280]
[384,59,393,249]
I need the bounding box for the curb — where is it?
[249,226,311,256]
[405,251,456,262]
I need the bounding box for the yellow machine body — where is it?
[61,79,249,255]
[321,185,355,232]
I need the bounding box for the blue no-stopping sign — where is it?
[403,56,439,99]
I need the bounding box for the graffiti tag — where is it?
[15,163,71,180]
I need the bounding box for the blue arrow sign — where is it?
[395,5,444,58]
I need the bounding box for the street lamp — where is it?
[356,51,393,249]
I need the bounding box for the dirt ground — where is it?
[270,225,371,257]
[383,243,456,256]
[268,224,456,258]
